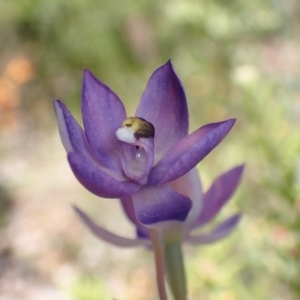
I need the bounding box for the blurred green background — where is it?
[0,0,300,299]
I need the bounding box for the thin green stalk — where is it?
[150,229,168,300]
[165,241,187,300]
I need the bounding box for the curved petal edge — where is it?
[149,119,236,185]
[54,99,90,155]
[132,185,192,227]
[120,196,149,238]
[194,164,245,228]
[81,69,127,171]
[68,152,140,199]
[186,214,241,245]
[135,60,189,162]
[73,206,150,248]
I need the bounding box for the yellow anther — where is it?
[122,117,155,139]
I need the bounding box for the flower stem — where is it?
[150,229,168,300]
[164,241,187,300]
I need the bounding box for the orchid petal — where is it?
[149,119,236,185]
[68,152,140,199]
[81,69,126,172]
[186,214,241,245]
[195,165,244,228]
[54,99,137,198]
[168,168,203,229]
[132,185,192,227]
[135,61,188,163]
[120,196,149,238]
[54,99,92,156]
[73,206,150,247]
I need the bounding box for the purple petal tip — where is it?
[229,213,242,225]
[82,68,107,91]
[166,59,172,66]
[235,164,245,176]
[162,59,175,73]
[53,99,68,116]
[83,68,97,84]
[226,118,236,128]
[53,98,62,108]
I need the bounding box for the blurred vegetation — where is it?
[0,0,300,299]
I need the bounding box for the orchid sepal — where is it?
[73,206,150,248]
[148,119,236,185]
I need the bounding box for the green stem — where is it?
[150,229,168,300]
[164,241,187,300]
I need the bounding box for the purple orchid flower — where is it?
[54,61,243,248]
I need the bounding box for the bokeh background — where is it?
[0,0,300,299]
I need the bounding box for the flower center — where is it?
[122,144,148,177]
[116,117,155,184]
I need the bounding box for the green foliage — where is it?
[68,276,111,300]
